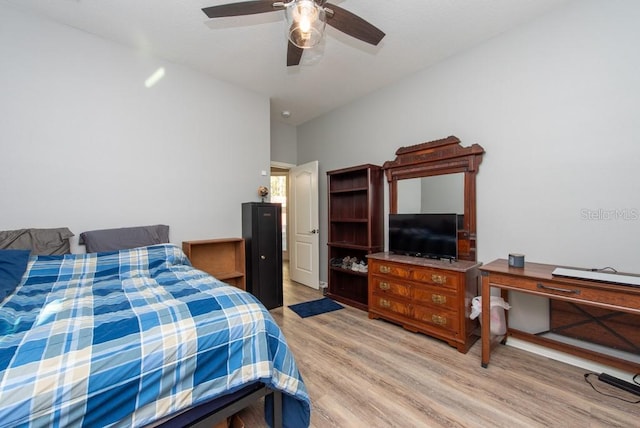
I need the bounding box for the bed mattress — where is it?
[0,244,310,427]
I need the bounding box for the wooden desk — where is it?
[480,259,640,372]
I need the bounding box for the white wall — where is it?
[297,0,640,371]
[0,4,271,251]
[299,0,640,281]
[271,119,298,165]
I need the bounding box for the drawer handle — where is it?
[537,283,581,295]
[431,314,447,326]
[432,294,447,304]
[379,265,391,274]
[379,281,390,291]
[379,298,391,308]
[431,274,446,284]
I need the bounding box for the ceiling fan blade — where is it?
[325,3,385,46]
[287,41,304,66]
[202,1,280,18]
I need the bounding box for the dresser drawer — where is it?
[370,276,411,299]
[412,285,458,312]
[369,260,412,279]
[370,295,411,317]
[412,267,459,289]
[413,304,459,333]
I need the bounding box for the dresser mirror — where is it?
[383,136,485,261]
[396,173,464,214]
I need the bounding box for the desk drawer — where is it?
[490,274,640,311]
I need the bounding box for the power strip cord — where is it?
[584,373,640,404]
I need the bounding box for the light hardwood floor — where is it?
[238,264,639,427]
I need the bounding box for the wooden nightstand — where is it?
[182,238,246,290]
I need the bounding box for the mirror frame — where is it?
[383,136,485,261]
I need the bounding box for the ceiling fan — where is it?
[201,0,385,66]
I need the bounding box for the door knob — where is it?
[309,229,319,234]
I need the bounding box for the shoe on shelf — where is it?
[341,256,351,269]
[350,261,368,272]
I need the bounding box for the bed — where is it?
[0,243,310,427]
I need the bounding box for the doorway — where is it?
[270,166,289,261]
[270,161,320,289]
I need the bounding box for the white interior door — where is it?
[288,161,319,289]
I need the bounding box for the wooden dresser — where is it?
[367,252,481,353]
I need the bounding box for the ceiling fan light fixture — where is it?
[285,0,326,49]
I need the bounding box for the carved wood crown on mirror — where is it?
[383,136,485,262]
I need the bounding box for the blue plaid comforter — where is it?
[0,244,310,427]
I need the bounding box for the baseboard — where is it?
[505,338,636,381]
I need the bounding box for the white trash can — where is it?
[470,296,511,335]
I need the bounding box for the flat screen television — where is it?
[388,213,458,260]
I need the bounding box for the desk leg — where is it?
[481,272,491,368]
[501,288,509,345]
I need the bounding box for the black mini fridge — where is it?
[242,202,283,310]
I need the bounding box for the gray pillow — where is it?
[79,225,170,253]
[0,228,74,255]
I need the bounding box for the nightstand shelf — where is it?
[182,238,245,290]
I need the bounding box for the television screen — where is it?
[388,213,458,260]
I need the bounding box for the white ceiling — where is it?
[6,0,571,125]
